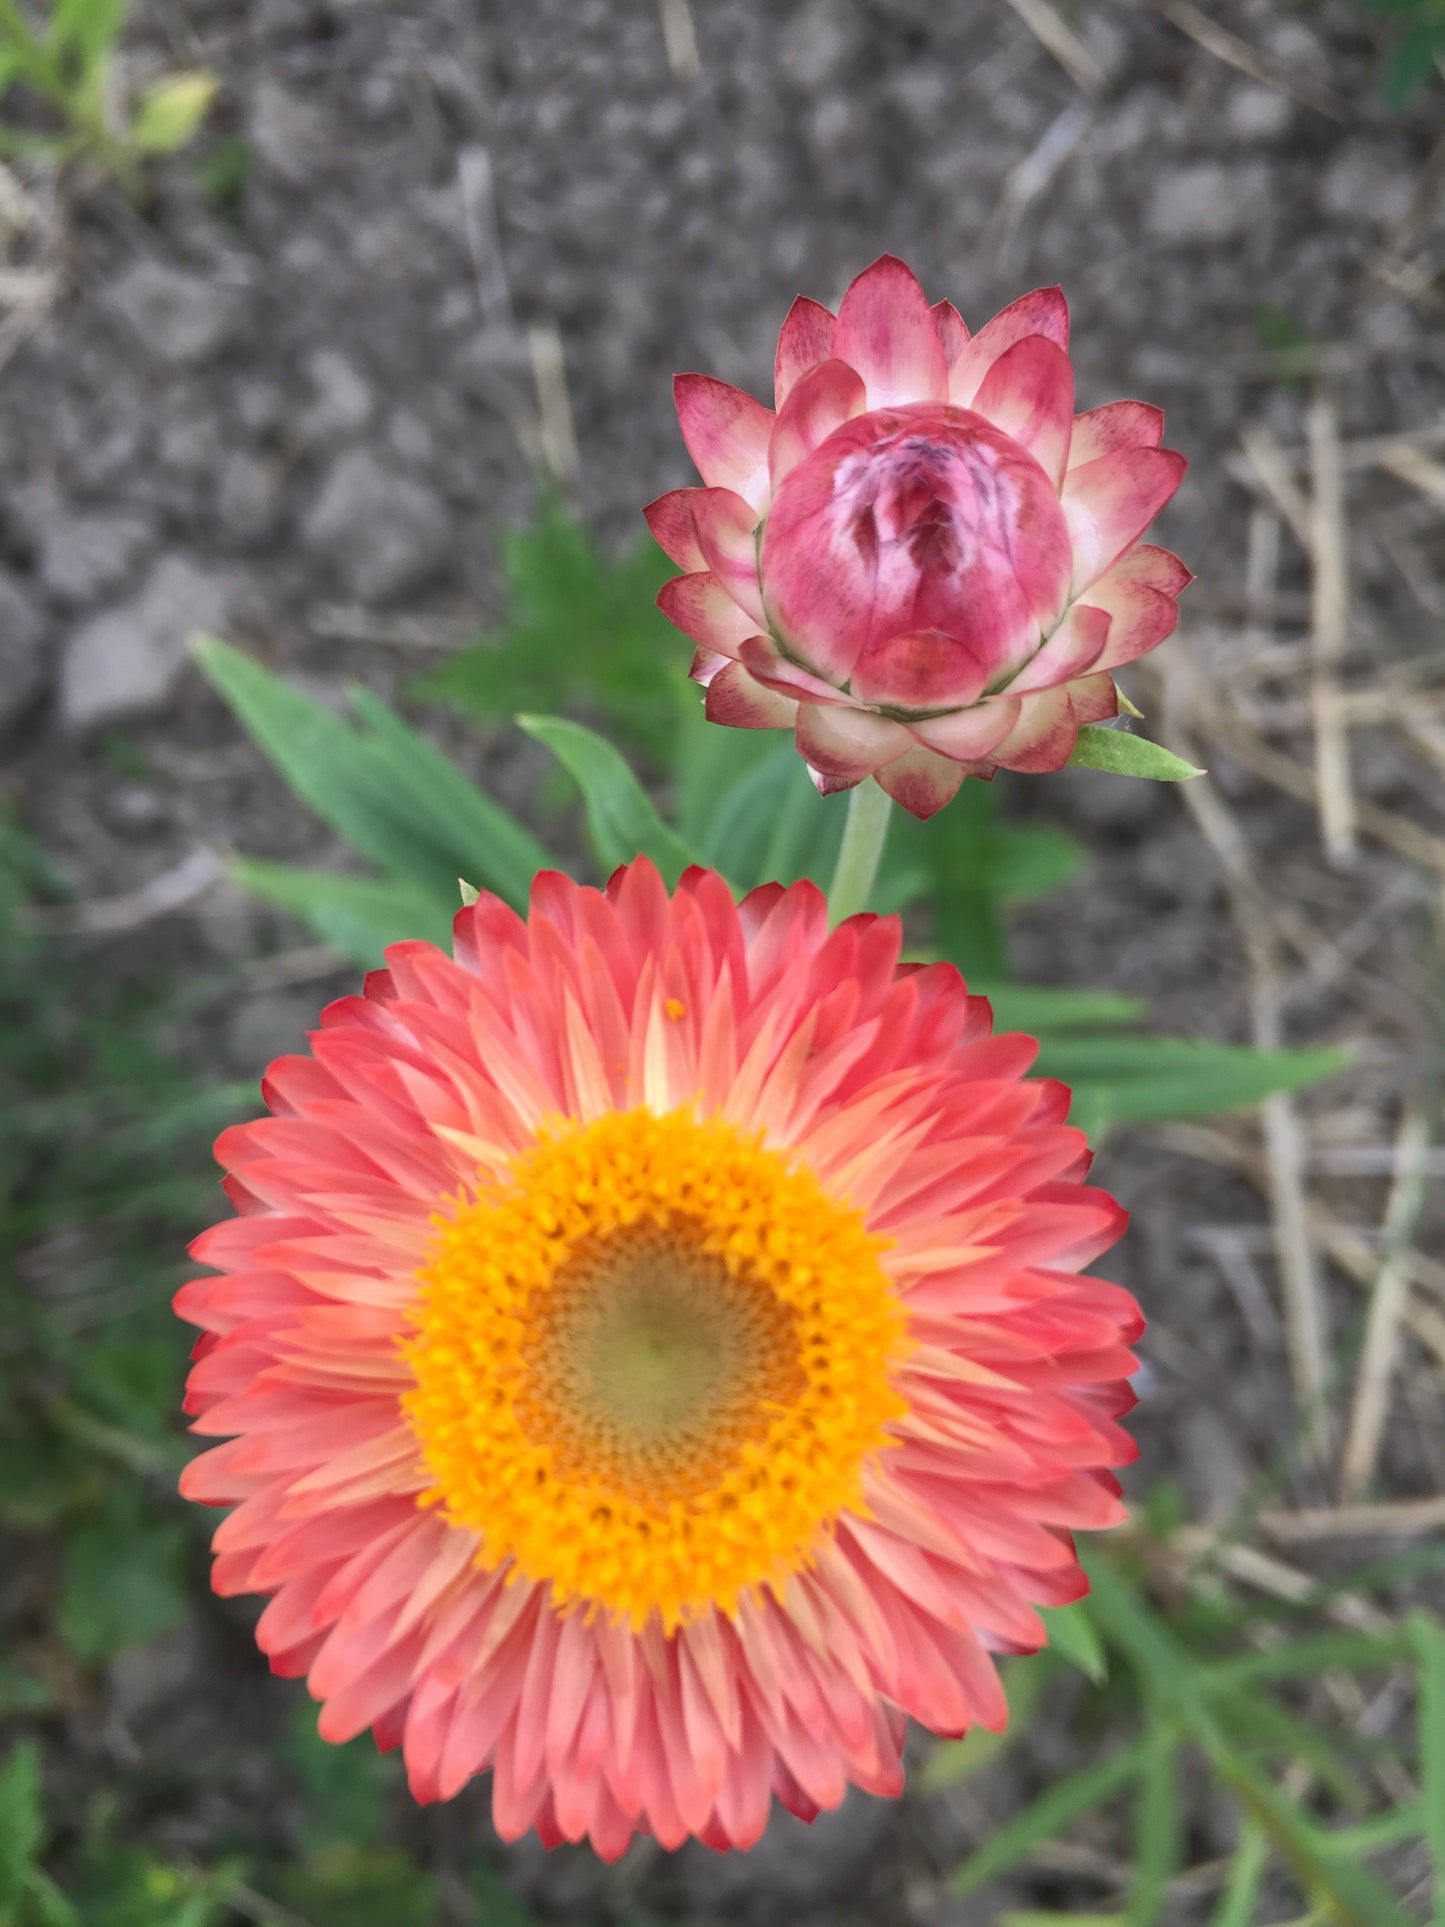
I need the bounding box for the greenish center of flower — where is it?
[519,1225,804,1501]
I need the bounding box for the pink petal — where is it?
[704,661,798,730]
[774,295,837,407]
[1004,602,1111,697]
[674,373,775,510]
[850,629,992,710]
[1067,401,1165,471]
[738,632,850,705]
[948,287,1070,407]
[691,487,766,624]
[688,645,731,686]
[932,299,970,375]
[874,748,966,818]
[657,571,758,659]
[833,256,948,407]
[906,696,1022,761]
[794,702,911,778]
[1068,670,1120,725]
[991,685,1079,773]
[971,336,1076,489]
[769,359,868,488]
[1104,543,1193,597]
[1063,448,1188,591]
[643,489,707,570]
[1085,571,1180,670]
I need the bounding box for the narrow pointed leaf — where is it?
[517,714,697,886]
[1069,726,1202,781]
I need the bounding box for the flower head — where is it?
[647,256,1190,817]
[179,861,1139,1856]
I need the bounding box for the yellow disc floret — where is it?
[401,1106,907,1629]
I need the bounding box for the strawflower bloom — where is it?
[178,861,1140,1856]
[647,255,1190,817]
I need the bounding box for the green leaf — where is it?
[1068,726,1203,782]
[0,1740,44,1909]
[234,859,453,966]
[1035,1035,1344,1135]
[952,1739,1149,1895]
[1041,1601,1108,1683]
[1411,1611,1445,1924]
[1128,1723,1182,1927]
[1208,1822,1268,1927]
[127,69,216,154]
[517,715,697,886]
[691,738,843,892]
[1384,18,1445,104]
[1000,1917,1125,1927]
[887,782,1088,980]
[418,495,684,755]
[48,0,128,70]
[195,637,554,912]
[58,1490,187,1663]
[978,983,1147,1035]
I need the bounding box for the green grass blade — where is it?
[1411,1611,1445,1923]
[0,1738,44,1908]
[517,715,697,887]
[1035,1035,1344,1130]
[1204,1630,1413,1691]
[1128,1722,1182,1925]
[978,985,1148,1034]
[1041,1601,1108,1683]
[951,1738,1149,1896]
[1209,1821,1268,1927]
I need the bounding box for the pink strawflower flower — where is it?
[178,861,1139,1856]
[647,255,1190,817]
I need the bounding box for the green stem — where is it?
[827,780,891,924]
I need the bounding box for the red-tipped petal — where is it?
[794,702,911,778]
[906,697,1022,761]
[774,295,837,407]
[850,629,991,711]
[737,632,850,705]
[1085,570,1180,670]
[874,747,966,818]
[674,373,775,510]
[1068,670,1120,725]
[691,487,766,625]
[643,489,707,570]
[704,661,797,731]
[991,685,1079,774]
[833,256,948,407]
[948,287,1070,407]
[1067,401,1165,471]
[932,299,970,374]
[1005,602,1111,697]
[1104,543,1193,597]
[657,571,757,659]
[1063,448,1188,591]
[769,358,868,487]
[972,336,1076,490]
[689,645,731,686]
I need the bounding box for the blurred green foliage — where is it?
[1355,0,1445,103]
[0,0,213,185]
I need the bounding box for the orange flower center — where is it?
[401,1107,907,1629]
